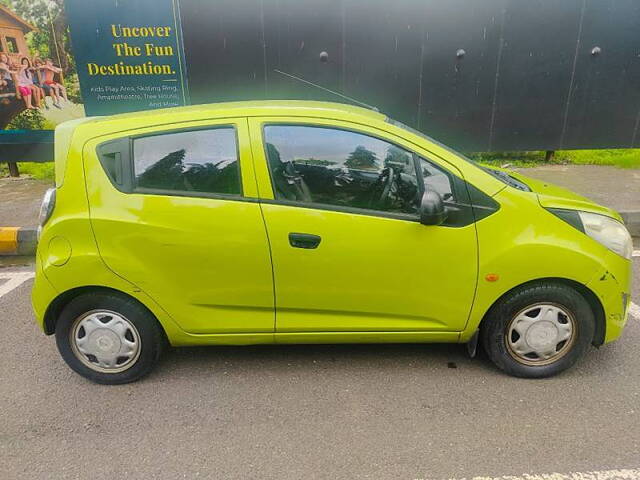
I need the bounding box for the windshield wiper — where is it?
[481,167,531,192]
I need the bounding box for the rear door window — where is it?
[132,128,241,195]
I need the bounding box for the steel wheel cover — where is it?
[505,302,577,366]
[70,310,141,373]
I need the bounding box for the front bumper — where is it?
[586,251,633,344]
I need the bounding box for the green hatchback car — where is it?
[32,101,633,384]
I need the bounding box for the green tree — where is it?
[384,145,412,171]
[184,160,239,195]
[6,108,45,130]
[137,149,186,190]
[345,145,379,170]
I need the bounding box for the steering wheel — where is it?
[371,167,395,208]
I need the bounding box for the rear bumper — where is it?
[31,252,58,334]
[586,251,633,344]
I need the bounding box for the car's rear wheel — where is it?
[481,282,595,378]
[55,292,166,384]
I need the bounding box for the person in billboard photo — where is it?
[0,56,67,111]
[17,57,42,109]
[33,57,61,109]
[0,53,14,92]
[39,58,68,104]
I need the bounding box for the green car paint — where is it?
[32,101,632,353]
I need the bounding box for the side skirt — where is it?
[274,331,461,344]
[168,331,461,347]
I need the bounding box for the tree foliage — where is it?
[384,145,412,171]
[137,149,187,190]
[6,108,46,130]
[136,149,240,194]
[345,145,379,170]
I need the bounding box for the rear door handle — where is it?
[288,233,321,249]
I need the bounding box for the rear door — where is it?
[83,118,275,336]
[248,117,479,335]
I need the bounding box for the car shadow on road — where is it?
[146,339,631,384]
[152,342,499,380]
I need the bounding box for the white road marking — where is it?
[630,302,640,319]
[415,469,640,480]
[633,250,640,257]
[0,271,34,299]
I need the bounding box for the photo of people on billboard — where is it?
[0,0,82,132]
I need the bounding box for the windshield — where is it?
[386,117,531,192]
[386,117,477,164]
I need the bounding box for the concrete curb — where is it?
[0,227,37,256]
[621,211,640,237]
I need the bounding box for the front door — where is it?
[84,119,274,335]
[248,118,478,334]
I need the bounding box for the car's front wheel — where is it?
[55,292,166,384]
[481,282,595,378]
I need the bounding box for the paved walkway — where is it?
[0,177,52,227]
[515,165,640,213]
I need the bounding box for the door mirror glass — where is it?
[419,190,447,225]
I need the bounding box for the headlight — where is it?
[578,211,633,260]
[548,208,633,260]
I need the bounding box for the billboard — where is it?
[65,0,189,115]
[2,0,640,158]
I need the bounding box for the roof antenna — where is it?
[273,69,379,112]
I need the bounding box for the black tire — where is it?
[55,292,166,384]
[480,282,595,378]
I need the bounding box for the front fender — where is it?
[461,188,614,340]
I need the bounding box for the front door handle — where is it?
[289,233,321,249]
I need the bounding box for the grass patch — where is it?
[468,149,640,169]
[1,162,54,181]
[558,149,640,168]
[468,151,548,168]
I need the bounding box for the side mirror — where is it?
[419,190,447,226]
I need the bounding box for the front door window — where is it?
[264,125,455,216]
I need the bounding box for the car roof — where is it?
[77,100,387,133]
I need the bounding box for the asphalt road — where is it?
[1,251,639,480]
